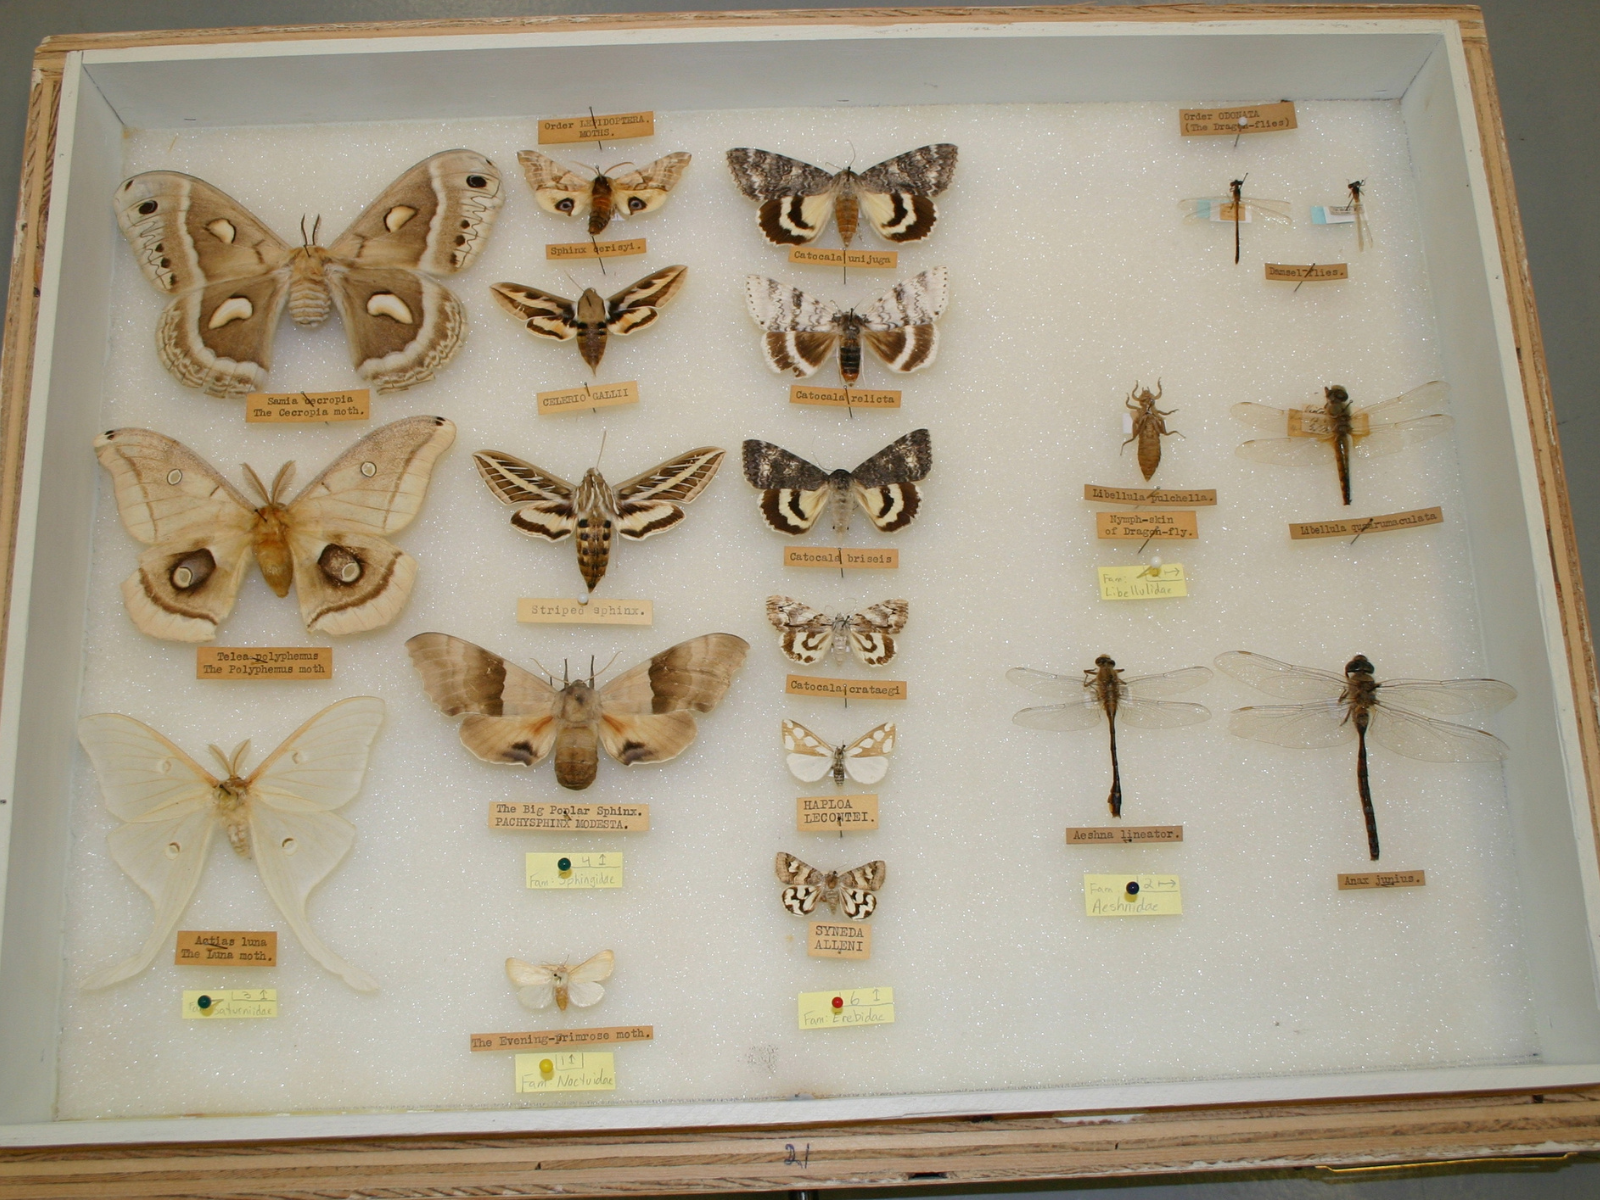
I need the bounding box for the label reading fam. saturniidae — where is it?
[784,547,899,570]
[525,852,623,889]
[1096,511,1199,540]
[1066,826,1183,844]
[1097,564,1187,600]
[491,802,649,832]
[1264,262,1349,282]
[784,675,907,701]
[790,385,902,408]
[514,1051,616,1093]
[472,1025,653,1051]
[538,111,654,143]
[1338,870,1426,890]
[1179,101,1297,135]
[1084,484,1218,506]
[797,794,879,832]
[181,989,277,1019]
[516,598,653,625]
[798,987,894,1029]
[545,238,647,260]
[175,931,276,966]
[196,647,332,680]
[245,389,369,423]
[1084,874,1182,916]
[808,921,871,959]
[1288,507,1444,540]
[786,247,899,269]
[536,381,639,416]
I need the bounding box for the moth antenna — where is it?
[589,655,596,686]
[230,739,252,774]
[299,215,310,248]
[312,214,322,245]
[592,650,623,680]
[268,460,297,503]
[604,161,634,174]
[208,744,233,775]
[240,463,273,505]
[526,655,559,685]
[594,429,608,470]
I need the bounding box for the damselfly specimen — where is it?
[1180,178,1290,263]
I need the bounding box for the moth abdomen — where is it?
[553,723,600,790]
[588,175,614,236]
[575,515,614,591]
[834,184,861,246]
[837,328,863,384]
[288,250,334,326]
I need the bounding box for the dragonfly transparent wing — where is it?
[1247,198,1291,222]
[1215,651,1348,701]
[1235,435,1332,468]
[1121,665,1213,698]
[1178,198,1290,223]
[1006,666,1089,702]
[1114,696,1212,730]
[1360,380,1449,423]
[1351,414,1455,460]
[1013,696,1103,732]
[1368,705,1510,763]
[1377,678,1517,718]
[1228,700,1355,749]
[1231,402,1298,434]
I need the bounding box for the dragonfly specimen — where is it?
[1122,381,1181,481]
[1179,178,1290,263]
[1008,656,1212,816]
[1215,651,1516,861]
[1231,380,1452,506]
[1340,180,1370,251]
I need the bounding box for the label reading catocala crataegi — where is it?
[491,802,649,832]
[196,647,331,679]
[797,794,879,832]
[784,675,907,701]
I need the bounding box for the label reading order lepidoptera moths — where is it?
[1096,511,1199,540]
[537,381,639,416]
[1338,870,1426,890]
[808,921,871,959]
[799,987,894,1029]
[546,238,647,261]
[245,389,370,423]
[182,989,277,1019]
[491,802,649,832]
[1180,101,1298,135]
[175,931,277,966]
[798,794,879,832]
[1084,484,1218,507]
[472,1025,653,1051]
[786,247,899,269]
[1288,507,1444,540]
[1265,262,1349,282]
[196,647,332,680]
[1098,564,1187,600]
[525,852,623,889]
[514,1051,616,1092]
[1066,826,1183,844]
[785,675,907,701]
[539,111,654,143]
[784,547,899,570]
[789,386,902,408]
[516,598,653,625]
[1084,874,1182,916]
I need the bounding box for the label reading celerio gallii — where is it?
[783,547,899,570]
[196,647,331,680]
[536,381,639,416]
[490,802,649,832]
[545,238,647,260]
[516,597,653,625]
[797,794,879,832]
[539,111,654,143]
[245,389,369,423]
[175,931,276,966]
[1179,102,1297,135]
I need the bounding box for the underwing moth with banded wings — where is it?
[94,415,455,642]
[775,852,887,918]
[406,632,748,791]
[519,150,690,235]
[473,446,725,594]
[491,265,687,371]
[114,150,504,398]
[506,949,614,1011]
[742,429,932,539]
[766,596,909,667]
[783,719,896,787]
[745,268,947,385]
[726,145,957,246]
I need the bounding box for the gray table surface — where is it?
[2,0,1597,1194]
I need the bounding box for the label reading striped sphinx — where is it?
[175,931,276,966]
[546,238,646,261]
[784,547,899,570]
[1265,262,1348,282]
[1096,511,1199,540]
[1084,484,1217,506]
[790,386,902,408]
[1288,507,1443,540]
[536,381,639,416]
[797,793,879,833]
[490,802,649,832]
[787,247,898,269]
[246,389,370,423]
[1180,102,1297,135]
[1338,870,1425,890]
[472,1026,653,1052]
[785,676,907,701]
[516,598,653,625]
[808,921,871,959]
[539,112,654,143]
[196,647,331,680]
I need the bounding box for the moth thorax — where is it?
[828,471,855,539]
[831,746,847,786]
[554,720,600,790]
[217,780,252,857]
[559,680,602,723]
[574,471,618,591]
[834,179,860,246]
[288,247,334,326]
[575,289,609,369]
[588,175,614,236]
[831,614,853,663]
[253,504,295,597]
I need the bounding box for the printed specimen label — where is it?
[1084,874,1182,916]
[1288,409,1371,437]
[1097,564,1188,600]
[789,385,902,408]
[516,597,653,625]
[175,931,276,966]
[808,920,871,959]
[1265,262,1349,282]
[798,987,894,1029]
[490,802,649,833]
[1338,870,1426,890]
[1180,102,1297,135]
[1096,511,1199,540]
[545,238,647,260]
[245,389,369,423]
[472,1026,652,1051]
[1066,826,1183,844]
[525,851,623,889]
[784,675,907,701]
[1084,484,1217,506]
[783,547,899,570]
[536,380,639,416]
[797,793,879,833]
[182,989,277,1019]
[197,647,332,680]
[514,1051,616,1092]
[539,111,654,143]
[786,247,898,269]
[1288,507,1444,540]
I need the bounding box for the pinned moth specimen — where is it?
[491,265,687,371]
[745,268,947,384]
[1179,178,1290,263]
[519,150,690,235]
[1009,657,1212,817]
[1232,381,1451,505]
[114,150,503,398]
[94,415,455,642]
[1122,381,1181,481]
[742,429,932,539]
[775,852,887,919]
[474,446,724,594]
[506,949,614,1011]
[766,596,908,667]
[1216,651,1515,861]
[76,696,385,991]
[726,145,957,247]
[783,719,896,787]
[407,632,748,791]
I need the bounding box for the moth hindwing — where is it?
[490,265,688,371]
[742,429,932,538]
[774,851,887,918]
[726,145,957,246]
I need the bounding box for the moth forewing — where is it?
[726,146,956,246]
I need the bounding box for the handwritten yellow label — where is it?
[525,852,623,889]
[1066,826,1183,844]
[1288,507,1444,540]
[536,380,639,415]
[1084,484,1217,506]
[1265,262,1349,282]
[514,1051,616,1092]
[1085,874,1182,916]
[797,794,879,832]
[197,647,331,680]
[1180,101,1297,135]
[808,920,871,959]
[472,1026,652,1052]
[1096,511,1199,540]
[245,389,369,423]
[182,989,277,1018]
[175,931,276,966]
[516,597,653,625]
[798,987,894,1029]
[789,385,902,408]
[1338,870,1426,890]
[539,112,654,143]
[546,238,647,260]
[784,675,907,701]
[1097,564,1188,599]
[783,547,899,570]
[491,802,649,832]
[786,247,898,269]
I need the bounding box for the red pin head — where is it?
[832,996,844,1009]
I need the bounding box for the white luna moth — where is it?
[76,695,385,992]
[506,949,614,1011]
